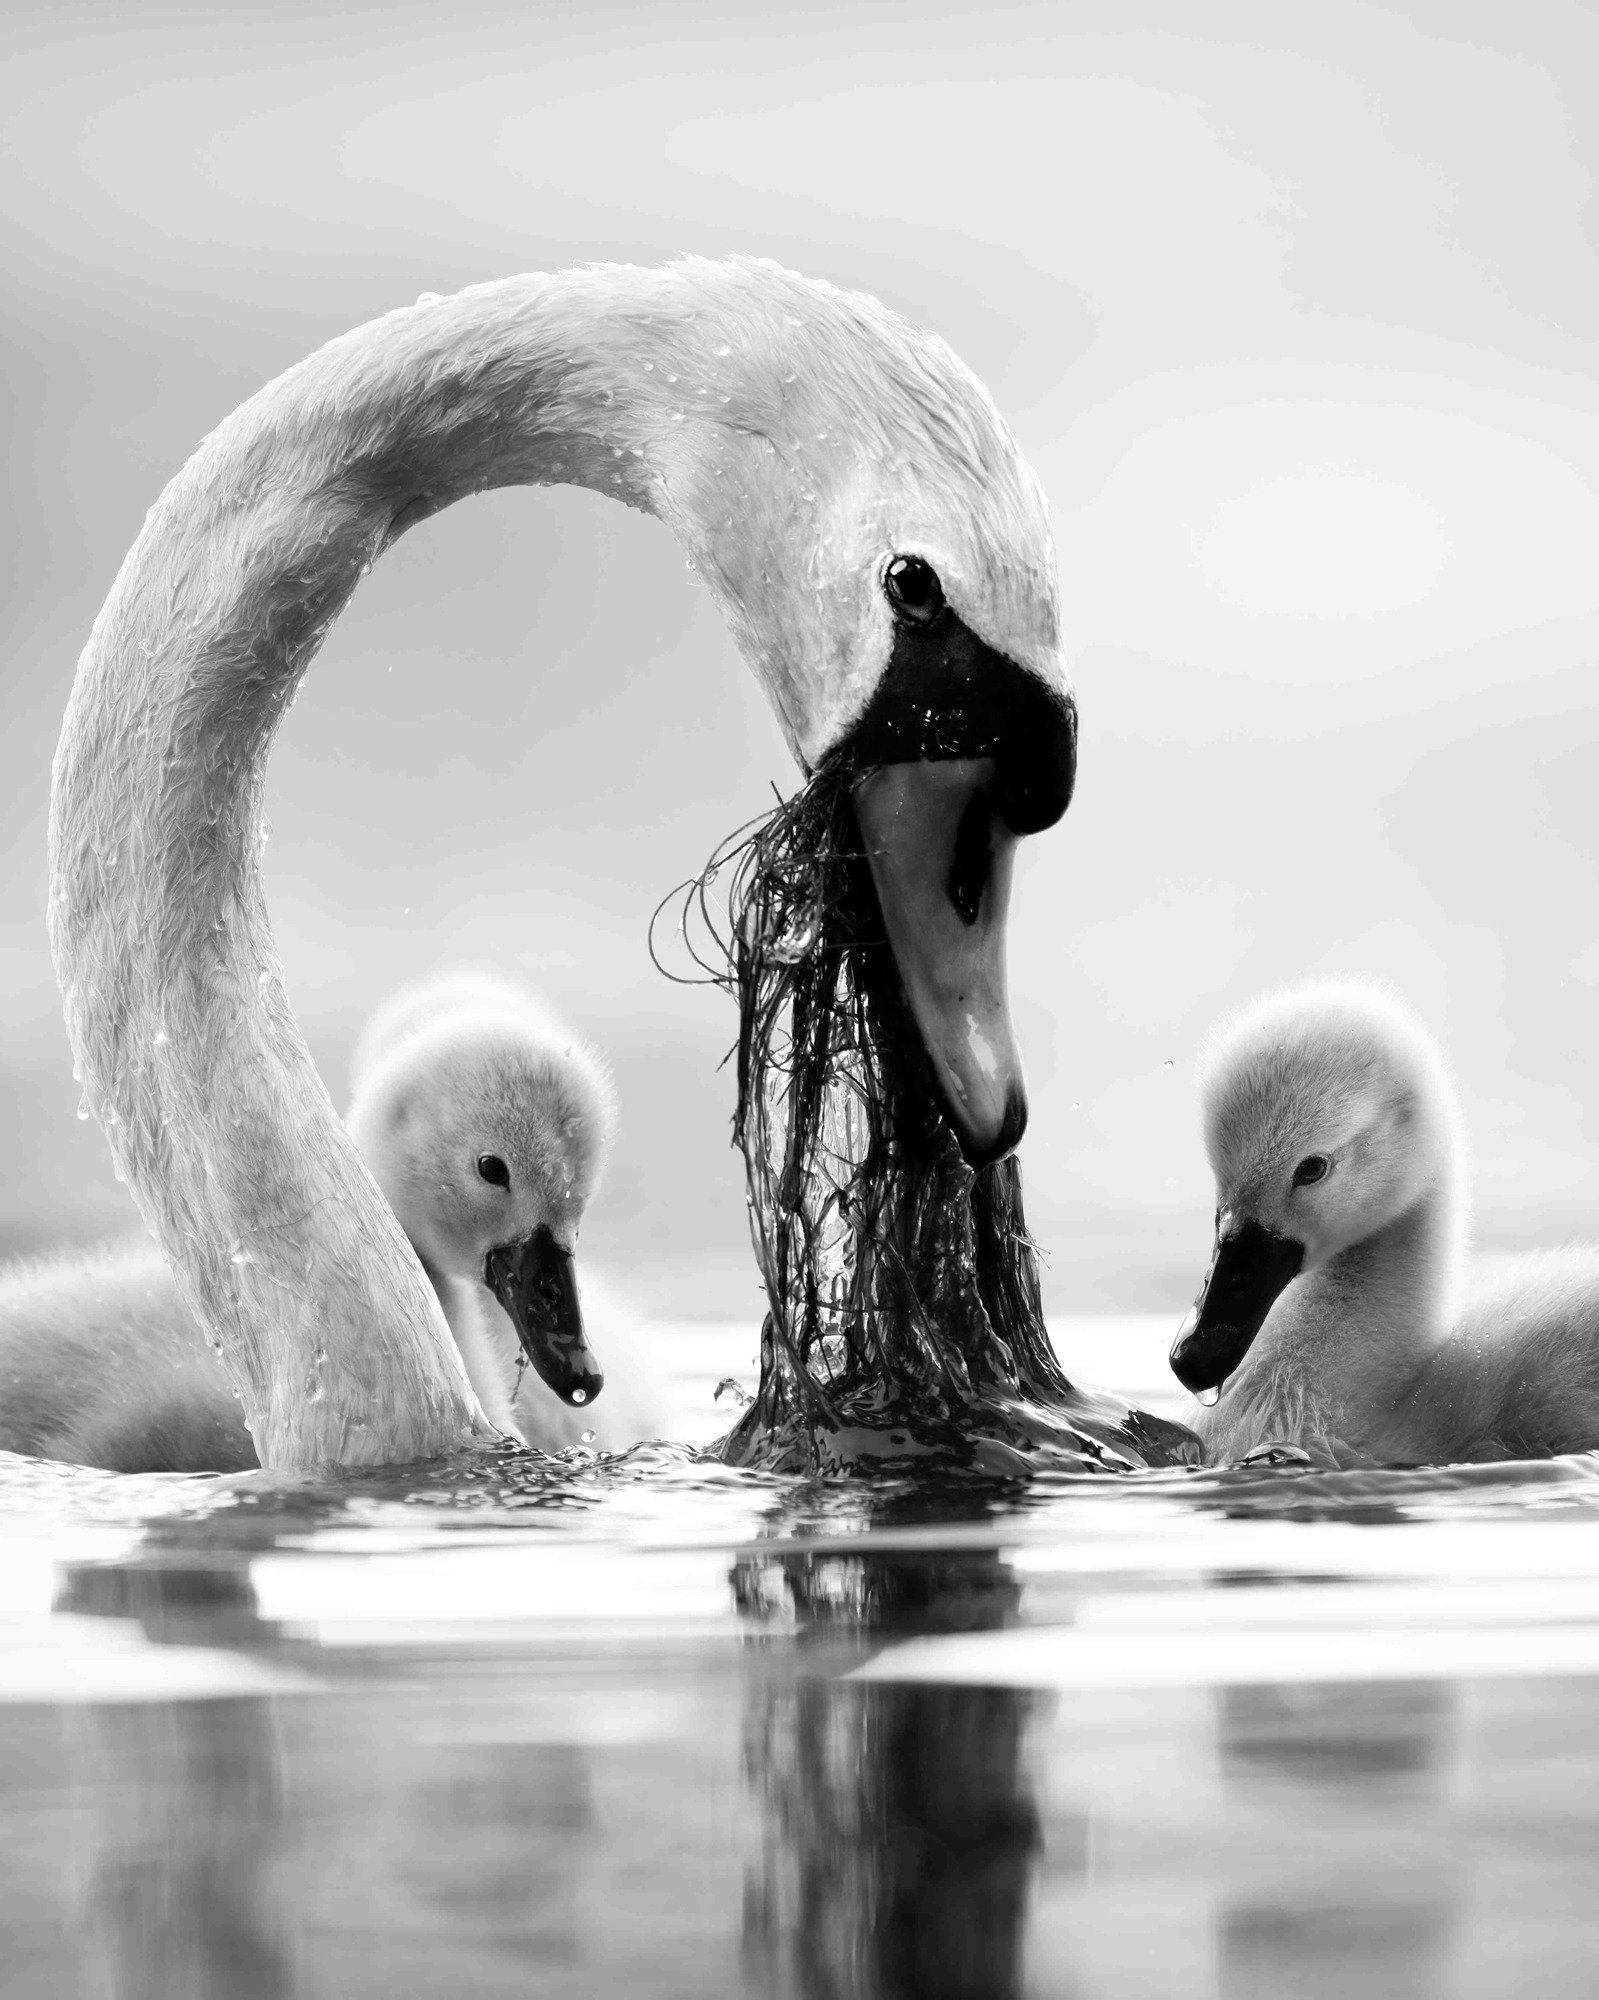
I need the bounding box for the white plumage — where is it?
[1183,981,1599,1466]
[0,975,664,1471]
[345,972,666,1453]
[48,257,1067,1468]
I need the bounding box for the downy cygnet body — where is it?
[347,973,666,1453]
[50,257,1078,1467]
[0,976,661,1471]
[1171,982,1599,1467]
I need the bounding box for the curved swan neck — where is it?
[48,267,794,1468]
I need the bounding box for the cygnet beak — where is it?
[483,1226,603,1407]
[1169,1212,1305,1396]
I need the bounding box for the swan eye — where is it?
[477,1154,511,1188]
[1292,1155,1331,1188]
[883,555,944,626]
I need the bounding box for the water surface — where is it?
[2,1316,1597,1998]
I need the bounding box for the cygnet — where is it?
[0,974,666,1470]
[1170,981,1599,1467]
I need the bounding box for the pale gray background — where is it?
[3,1,1597,1318]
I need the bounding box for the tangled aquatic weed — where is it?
[652,766,1199,1476]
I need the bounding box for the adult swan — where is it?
[49,258,1076,1470]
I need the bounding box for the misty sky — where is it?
[3,0,1598,1314]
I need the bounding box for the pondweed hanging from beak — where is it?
[655,770,1200,1476]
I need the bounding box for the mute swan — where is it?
[1169,982,1599,1466]
[50,257,1077,1467]
[0,975,663,1470]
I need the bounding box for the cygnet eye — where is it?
[476,1154,511,1189]
[882,555,944,626]
[1292,1154,1331,1188]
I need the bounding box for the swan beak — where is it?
[1168,1214,1304,1395]
[483,1227,604,1408]
[853,757,1025,1166]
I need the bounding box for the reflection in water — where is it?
[737,1521,1046,2000]
[56,1562,291,2000]
[744,1676,1043,2000]
[73,1698,291,2000]
[1214,1680,1463,2000]
[62,1553,270,1650]
[397,1741,594,1949]
[1218,1678,1457,1783]
[4,1438,1599,1992]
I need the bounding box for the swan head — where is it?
[608,258,1075,1164]
[1170,983,1460,1396]
[346,1004,617,1407]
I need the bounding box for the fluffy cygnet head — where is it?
[1171,982,1464,1395]
[1201,983,1460,1264]
[347,998,616,1406]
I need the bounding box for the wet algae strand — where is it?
[663,770,1200,1476]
